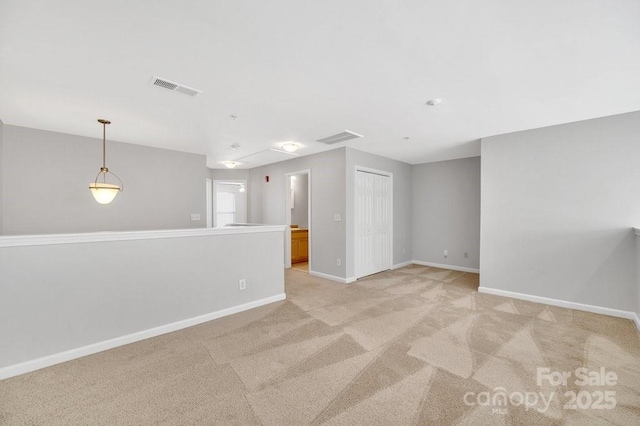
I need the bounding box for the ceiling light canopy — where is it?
[281,142,299,153]
[89,119,123,204]
[426,98,442,106]
[222,161,239,168]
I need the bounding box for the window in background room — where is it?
[216,191,236,227]
[214,181,247,227]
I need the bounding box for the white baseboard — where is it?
[412,260,480,274]
[392,260,413,270]
[633,313,640,331]
[308,270,355,284]
[478,286,640,330]
[0,293,286,381]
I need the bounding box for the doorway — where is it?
[213,180,247,227]
[285,170,311,272]
[206,179,213,228]
[355,167,393,279]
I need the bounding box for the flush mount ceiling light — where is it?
[281,142,299,153]
[426,98,442,106]
[230,144,240,150]
[222,161,239,168]
[89,119,123,204]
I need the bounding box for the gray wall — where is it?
[345,148,413,278]
[481,111,640,312]
[0,119,3,235]
[208,168,250,182]
[2,125,206,235]
[0,230,285,371]
[291,173,308,228]
[412,157,481,269]
[248,148,346,278]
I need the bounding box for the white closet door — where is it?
[356,170,391,278]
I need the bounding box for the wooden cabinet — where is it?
[291,229,309,264]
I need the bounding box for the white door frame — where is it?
[285,169,312,270]
[354,165,393,279]
[206,179,213,228]
[213,179,247,227]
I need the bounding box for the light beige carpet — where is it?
[1,265,639,425]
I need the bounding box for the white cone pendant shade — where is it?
[89,119,123,204]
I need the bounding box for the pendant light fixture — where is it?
[89,119,123,204]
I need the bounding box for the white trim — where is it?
[0,225,285,248]
[392,260,413,270]
[413,260,480,274]
[206,178,213,228]
[478,286,640,330]
[354,165,394,279]
[633,227,640,236]
[0,293,286,381]
[633,313,640,331]
[309,270,354,284]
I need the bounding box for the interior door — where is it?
[356,170,391,278]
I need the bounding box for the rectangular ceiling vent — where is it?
[150,76,201,97]
[316,130,363,144]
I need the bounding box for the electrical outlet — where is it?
[334,213,342,222]
[239,278,246,290]
[190,213,201,221]
[444,249,448,258]
[464,252,469,258]
[336,258,342,267]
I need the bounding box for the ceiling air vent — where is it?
[316,130,363,144]
[150,76,201,97]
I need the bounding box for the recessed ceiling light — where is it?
[222,161,239,168]
[426,99,442,106]
[281,142,299,153]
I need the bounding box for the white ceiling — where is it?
[1,0,639,168]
